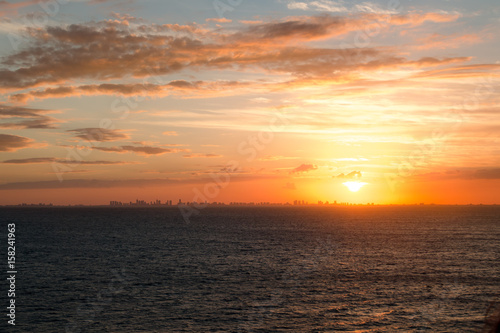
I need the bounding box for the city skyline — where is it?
[3,198,496,207]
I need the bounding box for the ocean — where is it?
[1,205,499,332]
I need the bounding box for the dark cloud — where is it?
[0,134,35,151]
[472,168,500,179]
[91,146,124,153]
[411,168,500,181]
[0,178,182,190]
[9,86,78,102]
[0,15,474,93]
[183,153,222,158]
[232,15,348,43]
[0,104,44,117]
[0,104,60,129]
[9,80,244,102]
[0,117,57,129]
[3,157,56,164]
[292,163,318,173]
[2,157,130,165]
[76,160,130,165]
[120,145,173,155]
[68,128,129,142]
[335,171,362,179]
[232,12,460,44]
[92,145,186,155]
[0,175,284,190]
[0,22,184,89]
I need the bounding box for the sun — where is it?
[343,181,368,192]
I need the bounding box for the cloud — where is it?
[0,13,468,95]
[0,104,60,129]
[2,157,56,164]
[230,15,355,43]
[291,163,318,173]
[182,153,222,158]
[63,160,135,165]
[0,134,35,151]
[286,1,456,16]
[390,11,461,25]
[334,158,369,162]
[162,131,178,136]
[8,80,249,102]
[287,0,348,13]
[92,145,186,155]
[0,178,186,190]
[415,33,481,50]
[0,117,58,129]
[0,21,207,90]
[0,0,38,18]
[239,20,263,25]
[411,168,500,181]
[68,128,129,142]
[9,87,75,103]
[9,84,164,102]
[2,157,132,165]
[259,155,298,161]
[0,175,285,190]
[119,145,175,155]
[206,18,232,23]
[472,168,500,179]
[335,171,362,179]
[250,97,272,103]
[413,63,500,80]
[354,2,398,14]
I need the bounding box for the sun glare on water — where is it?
[343,181,368,192]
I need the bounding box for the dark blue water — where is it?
[1,206,499,332]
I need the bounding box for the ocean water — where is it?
[1,205,499,332]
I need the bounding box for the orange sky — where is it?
[0,0,499,205]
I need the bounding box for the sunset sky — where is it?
[0,0,499,205]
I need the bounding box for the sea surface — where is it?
[1,205,499,332]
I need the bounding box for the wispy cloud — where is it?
[206,17,232,23]
[412,168,500,181]
[9,80,250,102]
[259,155,298,161]
[0,133,35,151]
[92,145,188,155]
[291,163,318,173]
[2,157,133,165]
[287,0,398,14]
[0,174,286,190]
[287,0,348,13]
[183,153,222,158]
[415,33,481,50]
[0,104,61,129]
[0,0,39,18]
[0,12,468,98]
[68,128,130,142]
[334,171,362,179]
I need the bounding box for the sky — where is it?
[0,0,499,205]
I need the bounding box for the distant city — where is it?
[1,199,496,207]
[108,199,373,207]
